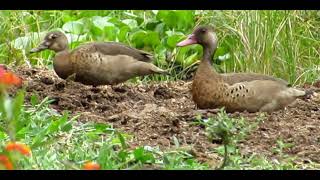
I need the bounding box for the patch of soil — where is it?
[12,65,320,167]
[239,99,320,164]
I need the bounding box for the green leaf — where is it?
[157,10,195,30]
[12,90,24,122]
[118,26,130,42]
[30,93,39,107]
[118,150,129,162]
[117,131,128,149]
[122,19,138,29]
[166,31,185,49]
[144,31,160,48]
[131,30,147,48]
[145,20,160,30]
[12,36,30,50]
[0,131,8,141]
[47,113,68,134]
[90,26,103,38]
[93,123,112,133]
[133,147,144,161]
[31,131,47,148]
[184,53,199,67]
[154,23,166,35]
[62,21,85,34]
[11,32,46,50]
[61,122,72,132]
[103,26,118,41]
[163,155,170,165]
[133,147,155,164]
[176,46,201,66]
[65,33,87,43]
[92,16,114,31]
[15,127,28,140]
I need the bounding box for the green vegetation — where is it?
[1,10,319,84]
[0,10,319,170]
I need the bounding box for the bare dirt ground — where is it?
[12,66,320,168]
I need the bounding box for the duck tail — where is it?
[140,51,154,62]
[152,66,170,75]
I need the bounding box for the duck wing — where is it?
[221,72,290,87]
[77,42,154,62]
[224,80,304,113]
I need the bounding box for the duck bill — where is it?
[177,34,197,47]
[30,41,49,53]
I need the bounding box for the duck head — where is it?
[30,31,69,53]
[177,26,218,59]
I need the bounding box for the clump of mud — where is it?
[11,65,320,166]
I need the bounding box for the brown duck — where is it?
[30,31,167,86]
[177,26,314,113]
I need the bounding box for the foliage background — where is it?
[1,10,319,85]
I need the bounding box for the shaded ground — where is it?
[12,66,320,167]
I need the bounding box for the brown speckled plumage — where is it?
[30,31,167,86]
[177,26,312,113]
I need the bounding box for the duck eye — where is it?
[201,29,206,33]
[50,34,58,40]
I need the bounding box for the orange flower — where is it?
[0,66,22,87]
[0,155,14,170]
[83,162,101,170]
[5,142,31,156]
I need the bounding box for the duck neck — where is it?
[198,43,221,79]
[53,48,73,79]
[203,45,215,65]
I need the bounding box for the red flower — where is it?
[0,66,22,87]
[5,142,31,156]
[0,155,13,170]
[83,162,101,170]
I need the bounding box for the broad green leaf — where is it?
[122,19,138,29]
[12,36,30,50]
[104,26,118,41]
[157,10,195,30]
[144,31,160,48]
[166,31,185,49]
[184,53,199,67]
[118,26,130,42]
[133,147,155,163]
[145,20,160,30]
[62,21,85,34]
[154,23,166,36]
[133,147,144,160]
[12,32,46,50]
[92,16,114,30]
[65,33,87,43]
[131,30,147,48]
